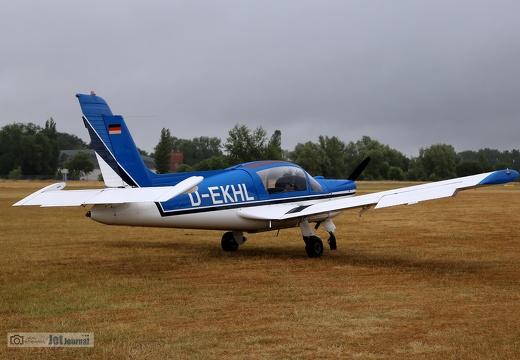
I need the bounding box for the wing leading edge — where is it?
[13,176,203,207]
[238,169,519,221]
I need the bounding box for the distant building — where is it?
[170,152,184,173]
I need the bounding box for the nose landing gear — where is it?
[327,232,337,250]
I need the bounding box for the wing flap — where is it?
[13,176,203,207]
[374,182,460,209]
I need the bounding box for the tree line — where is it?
[153,124,519,181]
[0,119,93,179]
[1,120,518,181]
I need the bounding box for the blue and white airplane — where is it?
[14,92,519,257]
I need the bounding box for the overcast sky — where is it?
[1,1,519,157]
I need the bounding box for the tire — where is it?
[221,231,239,252]
[328,234,337,250]
[304,236,324,258]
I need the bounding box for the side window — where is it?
[309,176,323,192]
[257,166,308,194]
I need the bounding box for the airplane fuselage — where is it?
[87,162,355,232]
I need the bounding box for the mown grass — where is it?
[1,180,520,359]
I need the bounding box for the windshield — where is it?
[256,166,319,194]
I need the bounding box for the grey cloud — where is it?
[1,0,519,157]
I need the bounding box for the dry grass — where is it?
[1,180,520,359]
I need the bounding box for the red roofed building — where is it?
[170,152,184,173]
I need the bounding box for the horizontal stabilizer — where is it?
[13,176,203,207]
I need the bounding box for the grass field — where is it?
[1,180,520,359]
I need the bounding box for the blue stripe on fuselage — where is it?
[155,190,356,217]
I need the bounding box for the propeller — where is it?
[347,156,371,181]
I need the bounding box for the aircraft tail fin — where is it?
[76,93,153,187]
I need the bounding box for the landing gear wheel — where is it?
[221,231,239,252]
[304,236,324,258]
[327,233,337,250]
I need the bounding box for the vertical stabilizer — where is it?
[76,93,153,187]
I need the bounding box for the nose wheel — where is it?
[327,232,337,250]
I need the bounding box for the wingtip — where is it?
[479,169,519,185]
[12,182,67,207]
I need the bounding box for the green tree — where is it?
[387,166,405,181]
[0,122,60,176]
[456,160,484,177]
[406,157,426,181]
[56,131,88,150]
[289,142,328,176]
[175,164,195,173]
[8,166,23,180]
[318,136,347,178]
[344,136,408,180]
[195,156,232,170]
[225,124,267,164]
[20,132,53,175]
[0,123,28,175]
[265,130,284,160]
[42,118,60,174]
[137,148,150,157]
[419,144,457,180]
[173,136,223,166]
[154,128,172,174]
[64,151,94,179]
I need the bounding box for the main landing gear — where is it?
[221,231,247,252]
[300,219,337,258]
[221,219,337,258]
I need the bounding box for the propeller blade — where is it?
[347,156,371,181]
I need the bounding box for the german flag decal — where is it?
[108,124,122,135]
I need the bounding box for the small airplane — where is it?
[14,92,519,257]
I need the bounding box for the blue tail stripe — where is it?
[76,93,153,187]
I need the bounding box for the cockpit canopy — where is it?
[255,165,323,194]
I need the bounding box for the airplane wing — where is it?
[238,169,518,221]
[13,176,203,207]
